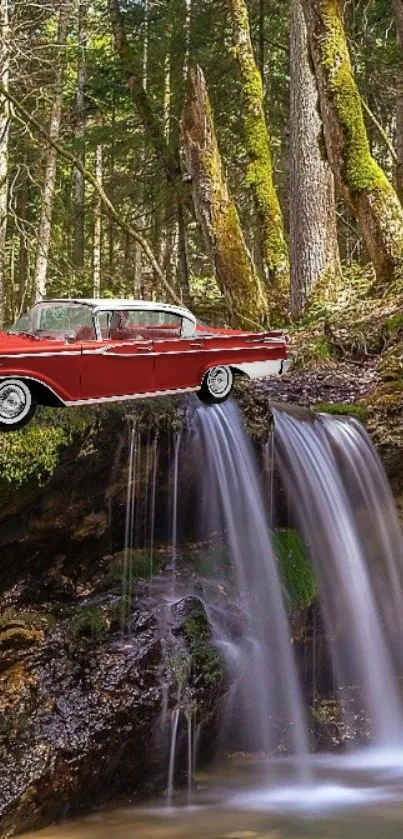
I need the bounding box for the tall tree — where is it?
[0,0,10,325]
[73,0,87,270]
[302,0,403,289]
[393,0,403,201]
[34,0,72,302]
[227,0,289,293]
[290,0,340,316]
[182,67,268,328]
[93,142,102,296]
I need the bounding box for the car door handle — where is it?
[136,341,153,352]
[102,341,153,356]
[190,341,204,348]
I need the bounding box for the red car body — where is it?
[0,299,290,430]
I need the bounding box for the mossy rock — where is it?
[314,402,368,422]
[272,529,318,608]
[178,598,223,687]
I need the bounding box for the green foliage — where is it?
[69,605,109,643]
[273,529,318,607]
[0,425,71,489]
[106,548,161,582]
[0,409,92,490]
[314,403,369,422]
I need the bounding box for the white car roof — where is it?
[39,298,196,323]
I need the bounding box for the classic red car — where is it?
[0,299,290,431]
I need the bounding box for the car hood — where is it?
[0,331,41,349]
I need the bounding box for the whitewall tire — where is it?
[0,379,37,431]
[197,366,234,405]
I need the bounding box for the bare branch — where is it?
[0,82,183,306]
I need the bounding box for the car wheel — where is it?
[0,379,37,431]
[197,366,234,405]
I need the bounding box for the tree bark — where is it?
[290,0,341,316]
[34,0,72,302]
[92,144,102,297]
[0,0,10,326]
[302,0,403,289]
[227,0,289,293]
[73,0,87,270]
[182,67,269,328]
[393,1,403,201]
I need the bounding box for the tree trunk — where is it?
[73,0,86,270]
[16,168,29,313]
[34,0,72,301]
[227,0,289,294]
[182,67,269,328]
[0,0,11,326]
[290,0,341,316]
[302,0,403,289]
[92,144,102,297]
[393,1,403,201]
[258,0,265,80]
[108,0,181,187]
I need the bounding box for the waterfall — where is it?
[273,407,403,748]
[119,399,403,812]
[190,400,310,773]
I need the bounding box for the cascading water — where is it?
[190,400,310,773]
[118,398,403,815]
[273,406,403,749]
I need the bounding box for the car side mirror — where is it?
[65,330,77,344]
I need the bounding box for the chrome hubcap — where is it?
[207,366,231,397]
[0,383,28,421]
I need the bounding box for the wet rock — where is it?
[0,586,224,837]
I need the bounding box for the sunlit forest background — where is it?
[0,0,402,328]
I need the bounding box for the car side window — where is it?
[102,310,185,341]
[34,304,97,341]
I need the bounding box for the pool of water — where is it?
[18,751,403,839]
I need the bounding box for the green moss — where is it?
[314,402,369,422]
[273,529,318,607]
[229,0,289,287]
[106,548,161,582]
[69,605,109,643]
[318,0,389,194]
[182,608,223,686]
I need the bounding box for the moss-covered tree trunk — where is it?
[182,67,269,327]
[392,0,403,202]
[302,0,403,290]
[227,0,289,295]
[290,0,341,316]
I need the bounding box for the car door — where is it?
[148,314,204,391]
[79,310,155,401]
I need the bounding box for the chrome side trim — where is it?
[64,386,199,406]
[81,345,282,358]
[0,350,81,359]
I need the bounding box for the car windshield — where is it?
[9,303,96,340]
[8,312,32,334]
